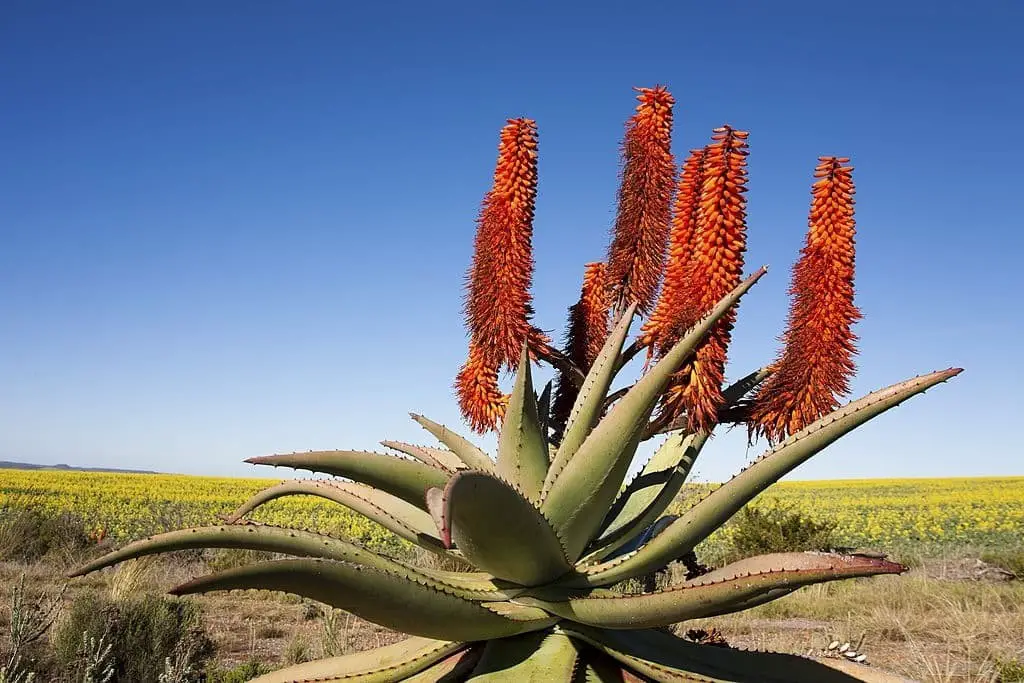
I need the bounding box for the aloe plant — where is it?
[70,86,958,681]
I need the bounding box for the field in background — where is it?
[2,469,1023,681]
[2,469,1021,556]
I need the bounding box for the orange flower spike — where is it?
[551,263,612,436]
[662,127,750,433]
[455,343,508,433]
[604,86,676,315]
[464,118,540,371]
[750,157,861,444]
[641,147,709,354]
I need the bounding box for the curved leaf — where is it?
[381,440,462,473]
[221,480,444,551]
[573,368,961,586]
[544,305,636,496]
[587,432,709,561]
[410,413,496,472]
[542,268,767,561]
[437,470,571,586]
[247,637,466,683]
[524,553,904,629]
[470,631,580,681]
[404,646,483,682]
[497,348,549,501]
[566,626,913,682]
[68,524,513,600]
[170,559,557,641]
[244,450,447,511]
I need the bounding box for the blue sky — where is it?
[2,2,1021,481]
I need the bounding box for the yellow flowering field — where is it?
[2,469,1021,555]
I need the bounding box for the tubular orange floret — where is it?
[464,118,540,371]
[749,157,860,444]
[455,343,508,434]
[551,263,612,436]
[640,147,710,354]
[604,86,676,315]
[658,127,750,433]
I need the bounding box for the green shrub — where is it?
[0,508,91,564]
[997,658,1024,682]
[53,592,214,683]
[204,660,271,683]
[722,504,837,564]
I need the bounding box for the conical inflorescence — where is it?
[458,118,541,431]
[551,262,611,437]
[750,157,860,443]
[604,86,676,316]
[658,127,750,433]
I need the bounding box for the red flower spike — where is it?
[604,86,676,315]
[658,127,750,433]
[749,157,860,444]
[455,343,508,434]
[464,118,540,371]
[641,147,710,355]
[551,262,612,436]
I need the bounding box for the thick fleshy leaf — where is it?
[567,626,913,682]
[577,649,634,682]
[470,631,579,681]
[170,559,556,641]
[542,269,766,561]
[68,524,512,600]
[497,348,549,501]
[544,304,636,495]
[410,413,496,472]
[588,432,709,560]
[573,368,961,586]
[220,480,444,551]
[244,451,447,511]
[248,637,466,683]
[381,440,463,473]
[536,380,553,452]
[525,553,904,629]
[404,646,483,682]
[437,470,571,586]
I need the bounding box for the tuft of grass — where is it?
[980,548,1024,578]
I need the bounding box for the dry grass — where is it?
[2,553,1022,681]
[678,559,1024,682]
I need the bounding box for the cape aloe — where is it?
[71,86,957,682]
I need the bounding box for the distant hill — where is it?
[0,460,158,475]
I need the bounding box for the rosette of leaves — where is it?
[70,270,954,682]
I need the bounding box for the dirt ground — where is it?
[2,554,1021,682]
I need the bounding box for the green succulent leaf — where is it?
[220,480,445,551]
[525,553,904,629]
[545,304,636,494]
[542,268,767,561]
[247,637,466,683]
[244,451,447,512]
[410,413,496,472]
[381,440,463,473]
[587,432,709,561]
[403,646,484,682]
[574,367,961,586]
[567,626,913,682]
[497,347,550,501]
[170,559,556,641]
[435,470,571,586]
[469,631,580,681]
[67,523,513,600]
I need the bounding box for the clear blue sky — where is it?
[2,2,1021,481]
